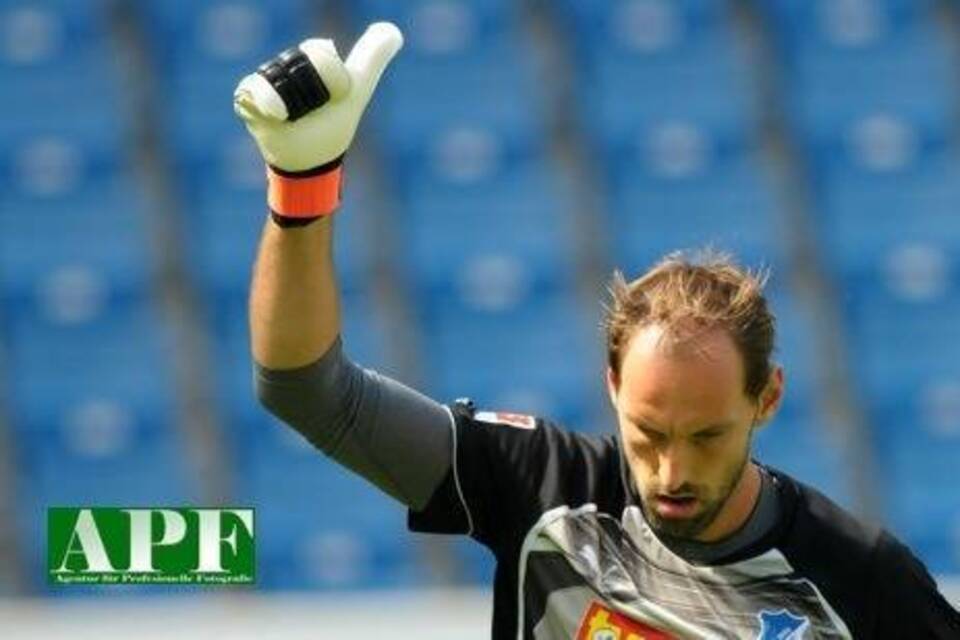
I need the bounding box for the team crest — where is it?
[474,410,536,429]
[756,609,810,639]
[576,601,675,640]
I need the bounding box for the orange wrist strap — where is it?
[266,162,343,218]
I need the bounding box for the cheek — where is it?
[621,435,657,476]
[699,433,752,487]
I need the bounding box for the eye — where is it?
[693,430,723,443]
[639,427,667,444]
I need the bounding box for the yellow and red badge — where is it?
[576,601,676,640]
[474,410,537,429]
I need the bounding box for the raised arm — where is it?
[233,24,454,510]
[249,213,338,369]
[235,24,402,368]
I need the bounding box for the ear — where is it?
[756,365,784,424]
[606,367,619,409]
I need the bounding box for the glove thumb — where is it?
[345,22,404,112]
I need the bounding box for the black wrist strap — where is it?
[270,210,322,228]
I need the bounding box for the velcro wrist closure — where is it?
[267,157,343,219]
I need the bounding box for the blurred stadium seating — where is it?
[0,0,958,608]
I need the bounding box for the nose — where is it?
[658,444,690,494]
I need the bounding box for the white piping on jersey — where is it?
[443,404,474,537]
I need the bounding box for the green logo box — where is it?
[48,508,255,586]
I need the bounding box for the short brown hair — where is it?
[603,249,775,399]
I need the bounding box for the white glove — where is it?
[233,22,403,219]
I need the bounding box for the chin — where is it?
[642,499,716,540]
[647,515,709,540]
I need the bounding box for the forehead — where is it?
[617,323,748,427]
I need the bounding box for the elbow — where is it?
[251,353,348,453]
[251,357,306,416]
[253,370,287,422]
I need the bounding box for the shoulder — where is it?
[775,469,883,562]
[871,530,960,633]
[449,398,624,513]
[766,468,882,632]
[449,398,619,466]
[771,468,960,634]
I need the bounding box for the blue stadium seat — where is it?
[845,292,960,403]
[249,451,421,590]
[138,0,312,70]
[348,0,516,57]
[813,156,960,302]
[581,30,754,177]
[143,0,315,168]
[3,303,177,435]
[767,288,820,415]
[0,0,112,65]
[0,2,127,187]
[5,300,190,585]
[13,423,197,592]
[555,0,730,62]
[785,23,954,173]
[560,1,753,177]
[762,0,936,54]
[187,184,264,304]
[420,291,602,429]
[868,399,960,573]
[16,422,193,506]
[353,0,527,160]
[607,155,787,278]
[754,414,851,507]
[401,160,577,302]
[0,48,125,139]
[0,124,126,196]
[846,253,960,574]
[0,182,154,317]
[372,39,547,179]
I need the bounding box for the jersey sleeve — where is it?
[874,531,960,636]
[407,399,620,555]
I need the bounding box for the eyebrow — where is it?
[692,422,734,435]
[625,416,734,435]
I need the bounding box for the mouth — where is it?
[653,495,699,519]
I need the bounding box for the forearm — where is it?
[249,215,340,369]
[240,24,401,368]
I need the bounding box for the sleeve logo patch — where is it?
[576,601,675,639]
[474,411,537,429]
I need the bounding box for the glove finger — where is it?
[233,72,288,123]
[234,38,351,124]
[299,38,351,101]
[344,22,403,111]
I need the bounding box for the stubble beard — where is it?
[640,446,751,541]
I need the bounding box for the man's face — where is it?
[607,323,781,541]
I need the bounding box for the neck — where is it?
[695,461,762,543]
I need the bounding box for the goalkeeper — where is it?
[235,23,960,639]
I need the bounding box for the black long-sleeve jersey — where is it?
[409,399,960,639]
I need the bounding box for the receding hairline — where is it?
[603,249,775,399]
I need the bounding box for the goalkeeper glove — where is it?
[233,22,403,225]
